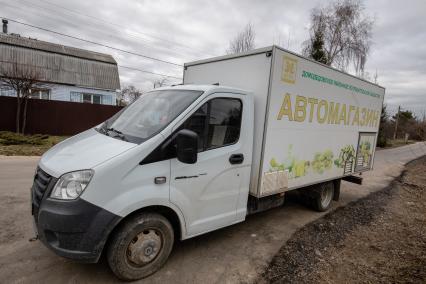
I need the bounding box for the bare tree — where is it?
[0,62,45,133]
[373,69,378,84]
[303,0,374,75]
[227,23,256,54]
[117,85,144,105]
[153,78,168,88]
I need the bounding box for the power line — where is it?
[35,0,212,57]
[8,0,210,59]
[118,65,182,80]
[1,17,183,67]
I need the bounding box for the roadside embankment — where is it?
[259,156,426,283]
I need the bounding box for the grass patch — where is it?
[0,131,68,156]
[384,139,415,148]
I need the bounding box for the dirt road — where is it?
[0,142,425,283]
[260,156,426,283]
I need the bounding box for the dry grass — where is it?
[0,131,67,156]
[385,139,416,148]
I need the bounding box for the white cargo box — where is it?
[184,46,385,198]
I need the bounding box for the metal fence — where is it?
[0,96,123,135]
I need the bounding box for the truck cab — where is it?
[32,85,254,280]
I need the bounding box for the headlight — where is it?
[50,170,94,200]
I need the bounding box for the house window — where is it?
[70,92,111,105]
[29,89,50,100]
[0,87,16,97]
[82,93,91,103]
[92,94,102,104]
[41,91,50,100]
[103,95,113,105]
[70,92,81,102]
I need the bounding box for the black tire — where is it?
[311,182,335,212]
[107,212,174,281]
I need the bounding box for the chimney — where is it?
[2,19,8,34]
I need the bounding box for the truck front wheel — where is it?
[107,212,174,281]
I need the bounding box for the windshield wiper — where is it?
[96,126,108,135]
[106,127,128,141]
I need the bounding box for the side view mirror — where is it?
[176,129,198,164]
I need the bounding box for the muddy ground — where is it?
[259,156,426,284]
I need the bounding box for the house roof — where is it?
[0,33,120,90]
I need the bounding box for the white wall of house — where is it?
[0,84,117,106]
[51,85,117,105]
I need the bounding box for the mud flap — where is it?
[333,179,341,201]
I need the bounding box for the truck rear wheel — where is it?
[311,182,335,212]
[107,212,174,281]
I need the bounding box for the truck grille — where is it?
[32,167,52,216]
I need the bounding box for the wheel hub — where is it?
[144,246,153,256]
[127,229,162,266]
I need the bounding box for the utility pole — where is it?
[393,106,400,140]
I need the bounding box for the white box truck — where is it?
[31,46,385,280]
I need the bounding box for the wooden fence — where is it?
[0,96,123,135]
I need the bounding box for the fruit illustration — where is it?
[270,158,285,171]
[270,146,337,179]
[359,141,372,166]
[270,158,279,168]
[269,145,308,178]
[312,150,334,174]
[334,145,355,168]
[294,160,310,177]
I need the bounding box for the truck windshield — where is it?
[98,89,203,144]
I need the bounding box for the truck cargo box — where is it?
[184,46,385,197]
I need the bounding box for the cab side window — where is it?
[140,97,242,165]
[181,104,207,151]
[182,97,242,152]
[206,98,242,149]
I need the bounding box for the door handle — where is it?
[229,153,244,164]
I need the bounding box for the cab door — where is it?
[170,93,251,237]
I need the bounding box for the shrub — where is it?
[0,131,47,145]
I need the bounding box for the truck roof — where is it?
[156,84,253,95]
[185,45,385,90]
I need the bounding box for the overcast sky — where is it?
[2,0,425,116]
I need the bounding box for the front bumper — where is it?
[31,168,121,263]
